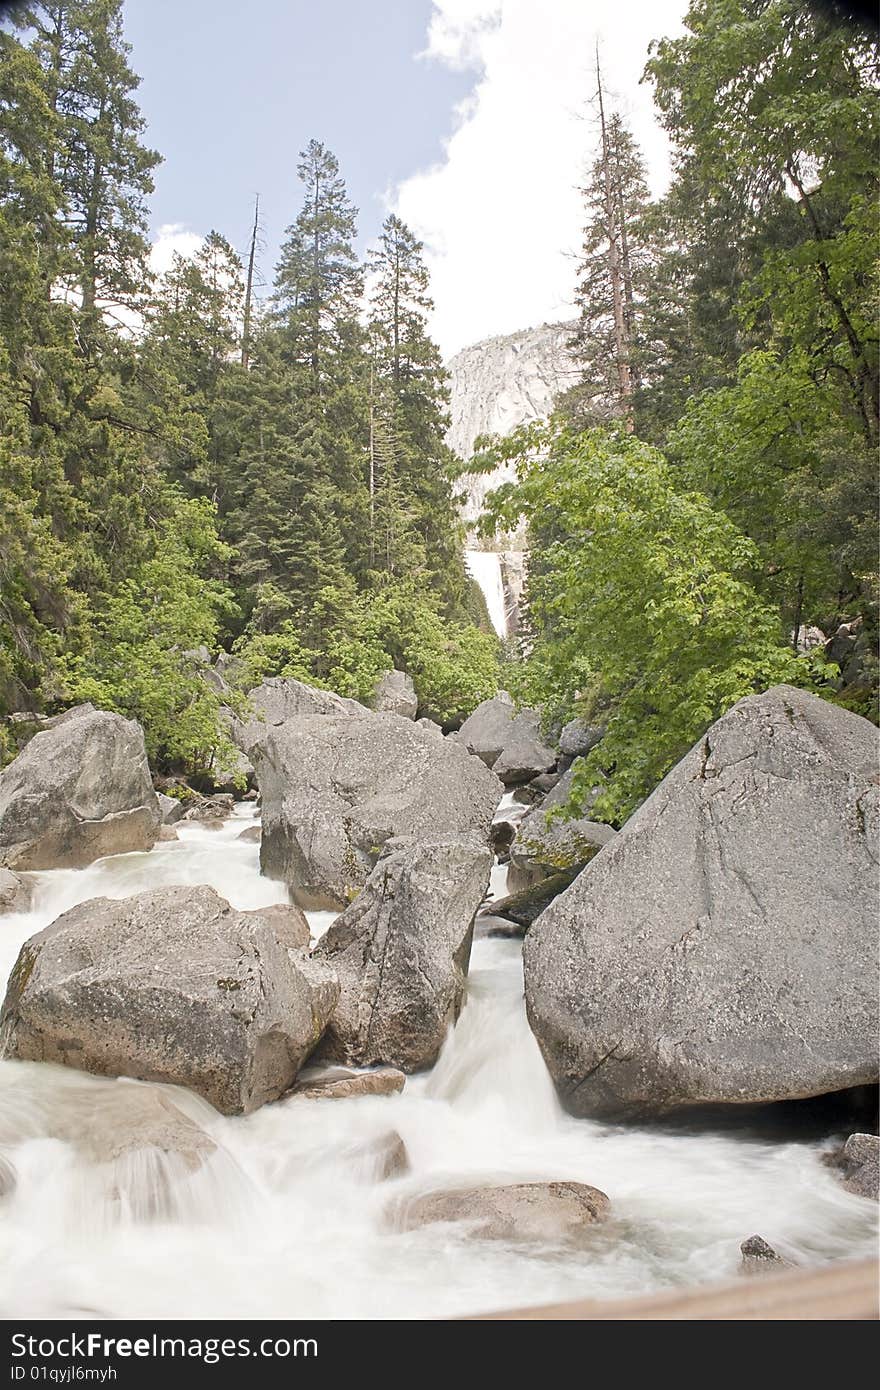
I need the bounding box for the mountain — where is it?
[446,320,578,528]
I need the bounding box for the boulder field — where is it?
[523,686,879,1120]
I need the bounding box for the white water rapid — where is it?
[465,550,507,639]
[0,801,875,1319]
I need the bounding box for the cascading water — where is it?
[465,550,508,639]
[0,801,875,1319]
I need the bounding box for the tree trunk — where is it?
[241,193,259,371]
[596,52,633,430]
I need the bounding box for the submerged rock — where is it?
[524,686,879,1120]
[290,1066,406,1100]
[1,886,338,1115]
[0,705,161,871]
[336,1129,410,1182]
[253,711,500,910]
[68,1085,217,1172]
[314,836,492,1070]
[0,1151,15,1198]
[391,1181,610,1242]
[740,1235,793,1274]
[373,670,418,720]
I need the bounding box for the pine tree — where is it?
[273,139,363,389]
[25,0,160,337]
[367,213,466,611]
[568,62,655,429]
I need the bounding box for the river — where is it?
[0,803,875,1319]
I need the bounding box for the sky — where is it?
[125,0,689,357]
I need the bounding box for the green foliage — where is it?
[0,9,486,778]
[478,422,808,822]
[60,493,241,775]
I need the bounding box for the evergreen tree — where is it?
[273,139,362,389]
[24,0,160,335]
[568,65,655,429]
[367,213,466,611]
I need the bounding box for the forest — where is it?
[1,0,877,826]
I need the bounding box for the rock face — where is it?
[373,670,418,720]
[508,767,616,891]
[233,677,366,758]
[392,1181,609,1242]
[314,836,492,1070]
[0,705,161,871]
[253,713,501,909]
[524,686,880,1120]
[447,320,577,529]
[0,886,338,1115]
[0,868,32,914]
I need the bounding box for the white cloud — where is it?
[395,0,688,357]
[149,222,203,278]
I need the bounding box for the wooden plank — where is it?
[468,1259,879,1321]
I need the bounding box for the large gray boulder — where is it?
[458,692,516,765]
[508,762,616,890]
[232,678,366,757]
[492,710,557,786]
[524,686,879,1120]
[0,705,161,870]
[157,792,185,825]
[314,836,492,1070]
[458,693,557,784]
[0,886,338,1115]
[558,718,605,761]
[373,670,418,720]
[253,714,501,909]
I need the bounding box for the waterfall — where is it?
[465,549,507,638]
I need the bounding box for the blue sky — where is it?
[125,0,474,274]
[123,0,689,356]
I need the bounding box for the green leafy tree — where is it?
[476,421,807,822]
[62,492,240,773]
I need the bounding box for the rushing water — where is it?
[0,803,875,1319]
